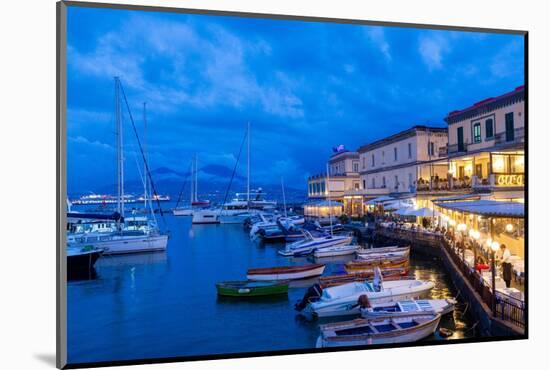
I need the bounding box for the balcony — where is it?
[447,126,525,155]
[494,127,525,146]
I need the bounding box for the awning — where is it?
[433,193,482,202]
[366,196,394,205]
[409,207,441,218]
[436,200,524,218]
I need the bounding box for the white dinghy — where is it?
[315,312,441,348]
[361,298,456,319]
[313,244,359,258]
[356,246,410,260]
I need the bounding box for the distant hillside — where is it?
[91,165,306,204]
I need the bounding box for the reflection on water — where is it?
[67,215,476,364]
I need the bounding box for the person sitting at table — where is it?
[475,256,490,273]
[499,244,513,288]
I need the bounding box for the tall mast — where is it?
[247,121,250,210]
[194,154,198,202]
[115,77,125,223]
[281,177,287,218]
[326,163,333,236]
[190,156,194,204]
[143,102,148,209]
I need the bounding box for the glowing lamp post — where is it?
[490,241,500,316]
[470,230,480,271]
[457,223,467,262]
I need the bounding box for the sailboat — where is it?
[173,154,209,216]
[67,77,168,254]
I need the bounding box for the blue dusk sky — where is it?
[66,6,524,194]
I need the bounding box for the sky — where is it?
[66,6,525,194]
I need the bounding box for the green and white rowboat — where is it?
[216,280,289,297]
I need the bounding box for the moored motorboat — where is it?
[297,269,434,317]
[356,246,410,260]
[319,268,411,288]
[216,280,289,297]
[345,256,409,273]
[247,263,326,281]
[361,298,456,319]
[278,230,353,256]
[316,313,441,347]
[313,244,359,258]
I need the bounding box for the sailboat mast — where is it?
[189,156,194,205]
[143,102,148,209]
[194,154,198,202]
[326,163,333,236]
[115,77,125,222]
[247,122,250,210]
[281,177,287,218]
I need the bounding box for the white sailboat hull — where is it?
[69,234,168,255]
[173,208,193,216]
[192,211,220,224]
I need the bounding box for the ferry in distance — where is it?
[72,193,170,205]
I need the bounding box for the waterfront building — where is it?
[439,85,525,201]
[346,125,449,216]
[303,200,343,223]
[307,148,360,202]
[430,86,526,260]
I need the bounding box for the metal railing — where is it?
[441,239,525,329]
[495,127,525,145]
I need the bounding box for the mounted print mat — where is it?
[57,1,527,368]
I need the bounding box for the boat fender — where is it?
[295,284,323,311]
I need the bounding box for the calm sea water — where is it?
[67,210,476,364]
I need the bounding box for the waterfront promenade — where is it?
[375,224,525,336]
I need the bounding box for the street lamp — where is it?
[471,230,480,271]
[490,240,500,316]
[457,223,467,262]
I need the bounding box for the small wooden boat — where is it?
[356,246,410,260]
[361,299,456,319]
[319,268,410,288]
[316,313,441,347]
[314,244,359,258]
[345,256,409,273]
[216,280,289,297]
[247,263,326,281]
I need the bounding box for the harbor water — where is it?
[67,210,477,364]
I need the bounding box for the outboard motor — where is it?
[295,283,323,311]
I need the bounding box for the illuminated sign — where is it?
[496,174,524,187]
